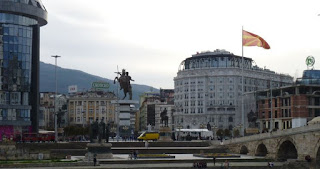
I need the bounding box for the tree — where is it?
[224,129,231,137]
[216,129,224,138]
[233,129,240,137]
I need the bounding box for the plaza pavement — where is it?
[1,154,285,169]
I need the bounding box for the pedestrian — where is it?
[93,154,97,166]
[213,156,216,166]
[133,150,137,159]
[224,160,229,169]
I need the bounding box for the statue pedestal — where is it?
[86,142,113,159]
[158,126,172,142]
[111,100,139,138]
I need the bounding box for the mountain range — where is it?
[39,62,158,100]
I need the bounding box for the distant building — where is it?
[174,49,293,131]
[138,92,160,131]
[138,91,174,131]
[296,70,320,85]
[160,89,174,104]
[68,91,116,127]
[155,104,175,131]
[257,69,320,131]
[39,92,67,129]
[0,0,48,139]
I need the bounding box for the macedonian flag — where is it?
[242,30,270,49]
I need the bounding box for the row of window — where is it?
[0,92,29,105]
[175,77,281,88]
[185,57,252,69]
[0,13,38,26]
[175,116,234,125]
[70,100,109,106]
[0,108,30,121]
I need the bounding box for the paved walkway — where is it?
[76,154,262,161]
[1,154,284,169]
[1,162,285,169]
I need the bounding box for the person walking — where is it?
[133,150,137,159]
[93,154,97,166]
[224,160,229,169]
[213,156,216,166]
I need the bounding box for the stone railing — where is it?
[223,123,320,144]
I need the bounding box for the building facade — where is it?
[155,104,175,131]
[257,69,320,131]
[68,91,116,127]
[39,92,67,129]
[138,92,160,131]
[0,0,48,139]
[174,49,293,131]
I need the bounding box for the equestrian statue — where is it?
[114,69,134,100]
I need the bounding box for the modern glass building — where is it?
[0,0,47,139]
[296,70,320,85]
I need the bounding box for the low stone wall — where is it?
[0,162,94,168]
[0,142,50,160]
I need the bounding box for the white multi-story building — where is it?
[174,49,293,130]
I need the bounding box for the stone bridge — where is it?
[221,123,320,163]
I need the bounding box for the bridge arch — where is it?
[316,147,320,165]
[240,145,248,154]
[315,138,320,165]
[277,139,298,160]
[255,143,268,156]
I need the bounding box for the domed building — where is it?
[0,0,48,138]
[173,49,293,132]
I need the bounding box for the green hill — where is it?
[39,62,158,100]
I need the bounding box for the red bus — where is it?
[22,133,39,142]
[21,131,55,143]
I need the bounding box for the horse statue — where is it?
[114,69,134,100]
[160,108,169,127]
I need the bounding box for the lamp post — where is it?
[177,124,182,141]
[52,55,61,142]
[199,124,205,140]
[82,111,85,128]
[211,125,217,140]
[238,123,243,137]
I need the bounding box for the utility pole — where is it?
[52,55,61,142]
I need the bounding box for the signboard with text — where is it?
[92,82,110,90]
[68,85,78,93]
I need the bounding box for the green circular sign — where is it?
[306,56,315,67]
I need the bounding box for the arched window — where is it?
[228,116,233,122]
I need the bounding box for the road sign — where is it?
[92,82,110,89]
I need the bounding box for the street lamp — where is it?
[82,111,85,128]
[211,124,217,139]
[52,55,61,142]
[199,124,205,140]
[177,124,182,141]
[238,123,243,137]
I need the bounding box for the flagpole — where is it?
[241,26,245,136]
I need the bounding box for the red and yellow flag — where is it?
[242,30,270,49]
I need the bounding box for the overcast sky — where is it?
[40,0,320,89]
